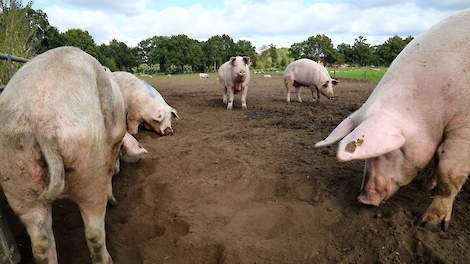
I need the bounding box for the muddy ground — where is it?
[5,75,470,263]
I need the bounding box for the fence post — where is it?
[7,55,13,80]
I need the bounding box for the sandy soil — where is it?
[5,75,470,263]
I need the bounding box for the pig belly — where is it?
[233,84,244,94]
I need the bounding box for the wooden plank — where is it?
[0,54,29,64]
[0,196,21,264]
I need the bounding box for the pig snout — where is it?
[357,175,400,206]
[163,127,174,135]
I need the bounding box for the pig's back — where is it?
[285,59,326,85]
[0,47,112,159]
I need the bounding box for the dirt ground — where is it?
[5,74,470,263]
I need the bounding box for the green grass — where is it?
[138,67,388,83]
[328,67,387,83]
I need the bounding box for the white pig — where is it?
[113,71,180,135]
[315,10,470,231]
[218,56,251,110]
[284,59,338,103]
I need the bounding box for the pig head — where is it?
[113,71,179,135]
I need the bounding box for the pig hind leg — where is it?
[78,191,113,263]
[19,205,58,264]
[421,139,470,231]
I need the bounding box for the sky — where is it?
[32,0,470,51]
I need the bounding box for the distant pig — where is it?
[0,47,126,263]
[113,71,180,135]
[284,59,338,103]
[218,56,251,110]
[315,10,470,231]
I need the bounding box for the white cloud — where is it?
[38,0,470,49]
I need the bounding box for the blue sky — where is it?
[32,0,470,50]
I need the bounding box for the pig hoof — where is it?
[108,195,118,206]
[227,105,233,110]
[242,105,247,110]
[420,212,449,232]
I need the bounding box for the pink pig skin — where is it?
[316,10,470,231]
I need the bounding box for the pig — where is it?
[315,10,470,231]
[218,56,251,110]
[283,59,338,103]
[0,47,126,263]
[121,132,148,163]
[112,71,180,135]
[199,73,209,79]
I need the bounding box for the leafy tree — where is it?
[375,35,413,65]
[99,39,138,71]
[61,29,100,59]
[25,7,65,54]
[336,43,353,64]
[351,36,378,66]
[203,34,236,70]
[289,34,339,64]
[234,39,257,67]
[0,0,35,83]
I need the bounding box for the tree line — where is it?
[1,1,414,82]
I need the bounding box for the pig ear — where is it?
[171,108,180,120]
[243,56,251,65]
[230,57,237,65]
[315,113,357,148]
[332,79,339,86]
[336,115,405,161]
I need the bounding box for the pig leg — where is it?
[310,86,318,102]
[421,139,470,231]
[221,86,228,105]
[285,77,294,103]
[227,87,234,110]
[241,85,248,110]
[295,86,302,103]
[79,196,113,263]
[19,205,58,264]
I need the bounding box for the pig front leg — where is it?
[19,205,58,264]
[227,87,234,110]
[421,139,470,231]
[310,86,318,102]
[241,84,248,110]
[285,77,294,103]
[295,86,302,103]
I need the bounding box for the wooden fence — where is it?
[0,53,30,92]
[0,53,27,263]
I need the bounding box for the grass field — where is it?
[139,67,388,83]
[328,67,387,83]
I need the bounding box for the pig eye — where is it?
[152,118,160,123]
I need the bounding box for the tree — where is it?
[289,34,339,64]
[351,36,378,66]
[0,0,35,83]
[25,7,65,54]
[375,35,413,65]
[61,29,100,59]
[99,39,138,71]
[268,44,279,67]
[336,43,353,64]
[234,40,257,67]
[203,34,236,71]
